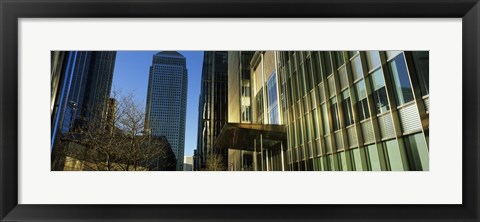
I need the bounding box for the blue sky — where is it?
[111,51,204,156]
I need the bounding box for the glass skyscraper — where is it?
[51,51,117,150]
[145,51,188,171]
[195,51,229,170]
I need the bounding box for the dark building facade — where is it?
[195,51,229,170]
[51,51,117,151]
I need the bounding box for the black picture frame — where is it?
[1,0,479,221]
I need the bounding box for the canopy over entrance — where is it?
[214,123,286,151]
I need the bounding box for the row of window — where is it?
[276,51,429,171]
[288,132,428,171]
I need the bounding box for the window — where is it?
[312,108,320,139]
[341,90,354,126]
[256,89,264,123]
[289,124,296,149]
[321,103,330,134]
[335,51,345,68]
[286,77,293,108]
[297,119,303,146]
[384,140,405,171]
[311,52,323,85]
[411,51,429,96]
[338,66,348,89]
[348,51,359,58]
[241,85,251,97]
[388,54,414,105]
[330,97,340,131]
[386,51,402,60]
[404,133,429,171]
[367,144,382,171]
[354,80,370,120]
[326,154,334,171]
[305,57,314,91]
[305,113,312,142]
[322,52,333,75]
[365,51,381,71]
[327,76,336,97]
[352,148,364,171]
[267,72,279,124]
[298,65,307,95]
[339,151,348,171]
[293,72,303,102]
[350,55,363,81]
[318,83,326,103]
[370,69,389,114]
[241,106,251,122]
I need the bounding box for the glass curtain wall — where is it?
[278,51,429,171]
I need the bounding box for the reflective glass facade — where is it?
[196,51,229,170]
[279,51,429,171]
[206,50,429,171]
[51,51,117,150]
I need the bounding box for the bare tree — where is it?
[205,153,225,171]
[52,91,175,171]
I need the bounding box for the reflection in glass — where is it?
[404,133,429,171]
[321,103,330,133]
[335,51,345,68]
[412,51,429,96]
[351,56,363,81]
[389,54,414,105]
[267,72,279,124]
[354,80,370,120]
[365,51,381,71]
[341,90,354,126]
[312,52,323,85]
[327,76,336,97]
[384,140,404,170]
[305,57,314,91]
[370,69,389,114]
[312,108,320,139]
[339,66,348,89]
[330,97,340,131]
[323,52,333,75]
[352,148,364,171]
[367,144,381,171]
[348,51,359,58]
[256,88,264,123]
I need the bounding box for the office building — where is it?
[277,51,429,171]
[51,51,117,150]
[216,51,429,171]
[184,156,193,171]
[195,51,229,170]
[218,51,286,171]
[227,51,255,123]
[145,51,188,171]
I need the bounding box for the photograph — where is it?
[2,0,477,220]
[51,50,429,171]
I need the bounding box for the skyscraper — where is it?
[195,51,229,170]
[145,51,188,171]
[51,51,117,149]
